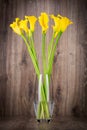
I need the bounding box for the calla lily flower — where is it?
[10,18,22,35]
[38,12,49,33]
[50,15,61,37]
[57,14,73,32]
[25,16,37,32]
[51,14,73,37]
[19,19,29,33]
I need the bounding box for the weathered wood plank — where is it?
[0,118,87,130]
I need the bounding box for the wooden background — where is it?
[0,0,87,119]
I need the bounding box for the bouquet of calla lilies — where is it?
[10,12,73,120]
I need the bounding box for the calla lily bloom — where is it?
[10,18,22,35]
[19,19,29,33]
[38,12,49,33]
[25,16,37,32]
[50,15,61,37]
[57,15,73,32]
[51,14,73,37]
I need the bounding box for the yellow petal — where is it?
[10,18,22,35]
[50,14,61,36]
[25,16,37,32]
[58,15,73,32]
[15,18,20,23]
[38,12,49,33]
[19,19,29,33]
[57,14,63,19]
[51,14,73,37]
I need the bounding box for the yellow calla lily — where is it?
[10,18,22,35]
[25,16,37,32]
[57,15,73,32]
[50,15,61,37]
[38,12,49,33]
[19,19,29,33]
[51,14,73,37]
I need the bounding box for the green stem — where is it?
[27,32,39,70]
[21,34,40,79]
[42,33,47,75]
[30,33,40,70]
[42,33,48,102]
[48,34,54,62]
[48,31,62,76]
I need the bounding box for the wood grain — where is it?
[0,117,87,130]
[0,0,87,118]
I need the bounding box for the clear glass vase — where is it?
[34,74,54,122]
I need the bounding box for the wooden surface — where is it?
[0,117,87,130]
[0,0,87,118]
